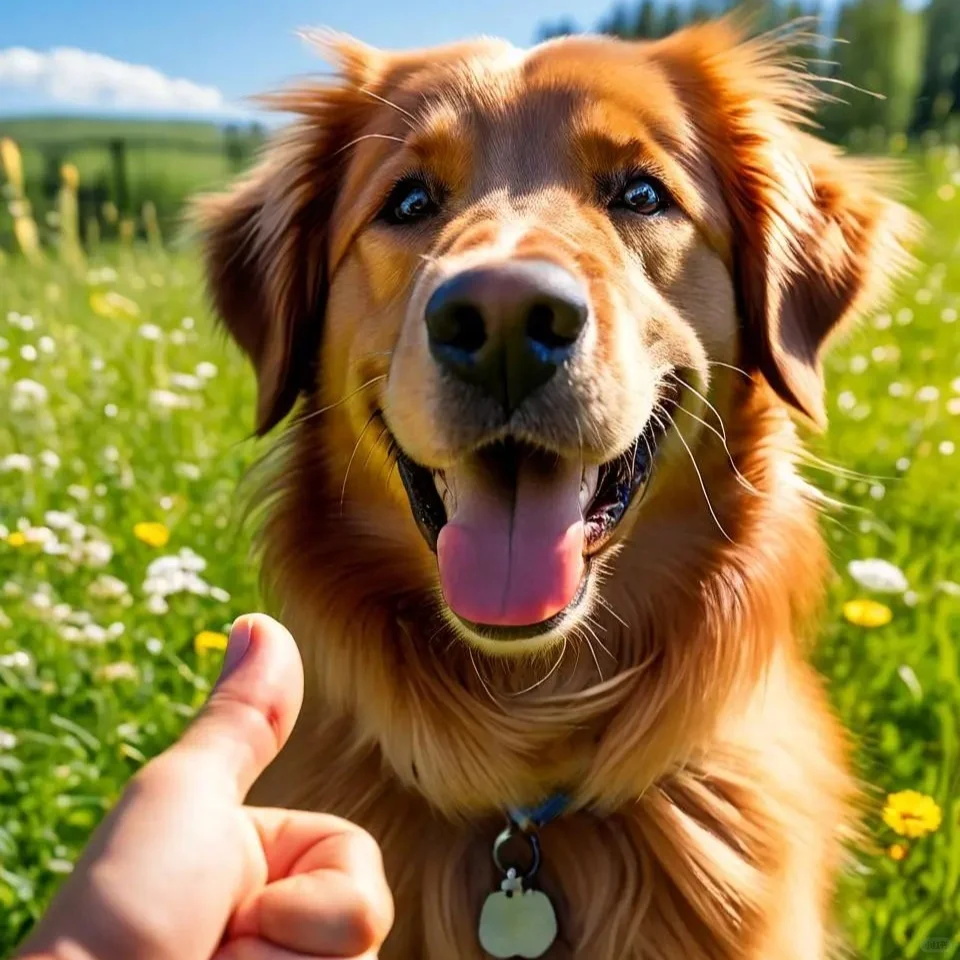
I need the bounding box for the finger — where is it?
[174,614,304,798]
[214,936,381,960]
[231,809,393,956]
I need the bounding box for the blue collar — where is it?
[507,792,570,832]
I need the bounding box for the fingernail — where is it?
[218,617,253,683]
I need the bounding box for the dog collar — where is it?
[507,792,571,832]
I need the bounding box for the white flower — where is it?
[170,330,187,346]
[51,603,72,621]
[149,389,190,411]
[145,594,169,615]
[940,441,956,456]
[837,391,856,412]
[107,622,125,639]
[873,313,892,330]
[888,382,906,398]
[0,336,7,351]
[209,586,231,603]
[181,316,195,330]
[896,457,910,472]
[195,361,218,380]
[10,378,48,411]
[88,575,130,601]
[174,462,201,480]
[170,373,203,391]
[46,858,73,875]
[904,590,920,607]
[848,559,908,594]
[0,651,31,669]
[869,483,885,501]
[146,637,163,655]
[28,591,52,611]
[916,385,940,403]
[138,323,163,341]
[0,730,17,751]
[82,623,108,644]
[1,454,32,473]
[19,344,37,362]
[849,355,868,374]
[936,580,960,597]
[943,307,957,324]
[91,357,105,372]
[67,484,90,501]
[75,539,113,568]
[104,403,118,418]
[45,510,77,531]
[178,548,207,573]
[38,335,55,355]
[103,446,120,463]
[39,450,61,472]
[98,661,137,682]
[895,308,913,326]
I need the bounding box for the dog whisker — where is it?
[294,374,387,426]
[506,640,568,697]
[661,409,735,544]
[469,647,500,706]
[357,86,418,129]
[340,410,379,515]
[332,132,408,157]
[706,359,756,382]
[596,594,629,632]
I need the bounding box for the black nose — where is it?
[424,260,589,413]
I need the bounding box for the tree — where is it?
[633,0,659,39]
[913,0,960,130]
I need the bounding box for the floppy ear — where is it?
[733,132,916,427]
[193,36,380,435]
[655,22,917,427]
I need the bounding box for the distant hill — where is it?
[0,115,267,241]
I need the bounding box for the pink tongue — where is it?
[437,457,585,627]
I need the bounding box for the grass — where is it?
[0,146,959,959]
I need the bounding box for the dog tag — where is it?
[478,869,558,959]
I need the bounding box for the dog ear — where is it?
[655,22,917,427]
[732,132,916,427]
[194,37,380,435]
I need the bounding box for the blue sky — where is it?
[1,0,623,118]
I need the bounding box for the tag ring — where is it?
[492,825,541,881]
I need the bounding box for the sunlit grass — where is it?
[0,144,959,957]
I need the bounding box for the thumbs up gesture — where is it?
[16,615,394,960]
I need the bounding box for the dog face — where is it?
[199,22,911,654]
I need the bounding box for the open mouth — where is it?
[395,415,666,637]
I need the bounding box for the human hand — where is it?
[16,614,393,960]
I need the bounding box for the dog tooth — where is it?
[579,465,600,511]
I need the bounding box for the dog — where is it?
[197,17,914,959]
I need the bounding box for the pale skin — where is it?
[15,614,394,960]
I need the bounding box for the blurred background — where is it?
[0,1,958,958]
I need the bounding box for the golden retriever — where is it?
[197,17,914,959]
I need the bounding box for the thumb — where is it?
[175,613,304,799]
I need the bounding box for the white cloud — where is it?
[0,46,240,116]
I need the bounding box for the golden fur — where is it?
[196,18,914,959]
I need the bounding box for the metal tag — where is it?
[478,869,558,959]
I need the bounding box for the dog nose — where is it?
[425,260,589,413]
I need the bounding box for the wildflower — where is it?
[0,730,17,751]
[170,330,187,346]
[209,586,231,603]
[170,372,203,391]
[134,522,170,548]
[843,599,893,628]
[895,308,913,326]
[145,637,163,655]
[848,559,908,594]
[943,308,958,324]
[138,323,163,341]
[39,450,61,471]
[20,344,37,362]
[940,441,955,456]
[837,391,856,412]
[849,355,868,374]
[145,594,169,615]
[89,291,140,320]
[47,858,73,875]
[75,538,113,568]
[6,531,26,548]
[104,403,118,418]
[947,399,960,416]
[887,843,908,861]
[888,382,906,398]
[67,484,90,501]
[181,316,195,330]
[1,453,32,473]
[0,651,31,669]
[196,361,218,379]
[883,790,942,838]
[10,378,48,411]
[195,630,229,655]
[38,335,55,355]
[88,575,130,602]
[174,462,201,480]
[896,458,910,472]
[936,580,960,598]
[904,591,919,607]
[148,389,190,411]
[916,385,940,403]
[98,661,138,682]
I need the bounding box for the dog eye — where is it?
[614,176,669,216]
[380,179,438,225]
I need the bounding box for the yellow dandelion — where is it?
[133,522,170,548]
[89,291,141,321]
[887,843,909,861]
[883,790,942,838]
[194,630,229,655]
[843,599,893,628]
[6,531,26,548]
